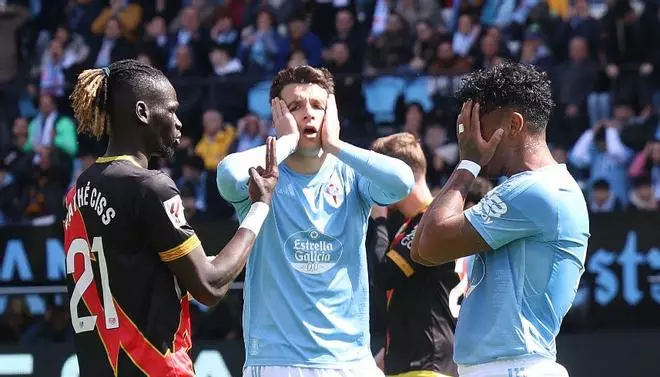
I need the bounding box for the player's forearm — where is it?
[207,228,256,296]
[216,134,297,201]
[333,141,415,202]
[412,169,474,264]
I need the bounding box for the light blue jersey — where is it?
[458,163,590,366]
[217,144,414,368]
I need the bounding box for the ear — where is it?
[135,101,149,126]
[509,112,524,137]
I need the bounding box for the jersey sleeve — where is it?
[137,173,201,262]
[464,180,555,250]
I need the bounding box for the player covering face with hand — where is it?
[217,65,415,377]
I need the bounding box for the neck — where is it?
[396,180,433,218]
[284,150,327,175]
[504,135,556,176]
[105,136,150,169]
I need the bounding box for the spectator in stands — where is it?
[628,139,660,200]
[395,0,443,30]
[209,7,240,53]
[20,299,73,344]
[628,176,658,211]
[0,3,30,85]
[570,121,633,206]
[233,113,266,153]
[195,109,236,170]
[209,43,243,76]
[21,145,72,225]
[177,154,208,214]
[180,180,208,222]
[169,0,217,32]
[168,6,209,71]
[551,36,598,144]
[600,0,656,111]
[237,9,280,75]
[555,0,600,59]
[24,93,78,159]
[0,296,33,343]
[365,13,412,75]
[401,103,426,139]
[518,25,555,73]
[325,42,365,133]
[39,40,68,99]
[588,179,622,213]
[277,14,323,71]
[453,14,481,58]
[46,25,90,71]
[427,39,473,76]
[91,0,143,42]
[88,17,134,68]
[473,33,506,69]
[0,159,22,225]
[324,8,364,66]
[168,45,204,129]
[409,20,441,73]
[139,15,171,70]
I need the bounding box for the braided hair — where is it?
[69,59,166,139]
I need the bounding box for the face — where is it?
[137,53,153,66]
[437,42,453,60]
[593,187,610,203]
[458,15,473,34]
[216,16,231,32]
[289,20,306,39]
[475,107,522,178]
[141,80,182,158]
[569,37,587,62]
[39,94,56,114]
[279,83,328,156]
[54,27,69,44]
[416,22,432,41]
[336,11,353,33]
[331,43,349,64]
[636,184,653,201]
[182,8,198,31]
[203,110,222,134]
[105,19,121,40]
[386,14,401,33]
[481,35,497,57]
[256,12,272,31]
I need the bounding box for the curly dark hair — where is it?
[455,61,554,132]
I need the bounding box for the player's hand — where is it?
[248,137,279,204]
[272,98,299,140]
[321,94,341,155]
[456,100,504,167]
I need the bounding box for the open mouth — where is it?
[303,126,317,136]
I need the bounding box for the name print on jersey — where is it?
[64,181,116,231]
[284,229,344,274]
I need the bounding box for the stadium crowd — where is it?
[1,0,660,346]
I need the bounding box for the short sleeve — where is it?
[138,173,201,262]
[464,181,554,250]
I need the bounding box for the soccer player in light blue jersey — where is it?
[216,66,415,377]
[411,62,590,377]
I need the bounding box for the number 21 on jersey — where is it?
[67,236,119,333]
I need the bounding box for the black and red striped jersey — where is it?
[376,208,459,377]
[63,155,200,377]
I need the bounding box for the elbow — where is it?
[411,227,452,266]
[216,155,241,197]
[392,162,415,198]
[190,283,229,307]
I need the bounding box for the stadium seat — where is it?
[362,76,406,124]
[403,76,433,112]
[247,81,273,120]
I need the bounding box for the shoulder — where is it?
[485,170,559,218]
[138,171,179,199]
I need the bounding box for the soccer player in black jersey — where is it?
[63,59,278,377]
[369,133,459,377]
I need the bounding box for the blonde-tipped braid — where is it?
[69,68,109,139]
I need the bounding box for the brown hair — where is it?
[270,65,334,100]
[371,132,426,181]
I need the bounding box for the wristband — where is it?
[456,160,481,178]
[239,202,270,236]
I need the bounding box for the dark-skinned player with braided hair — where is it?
[64,59,278,377]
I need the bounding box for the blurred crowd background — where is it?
[1,0,659,347]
